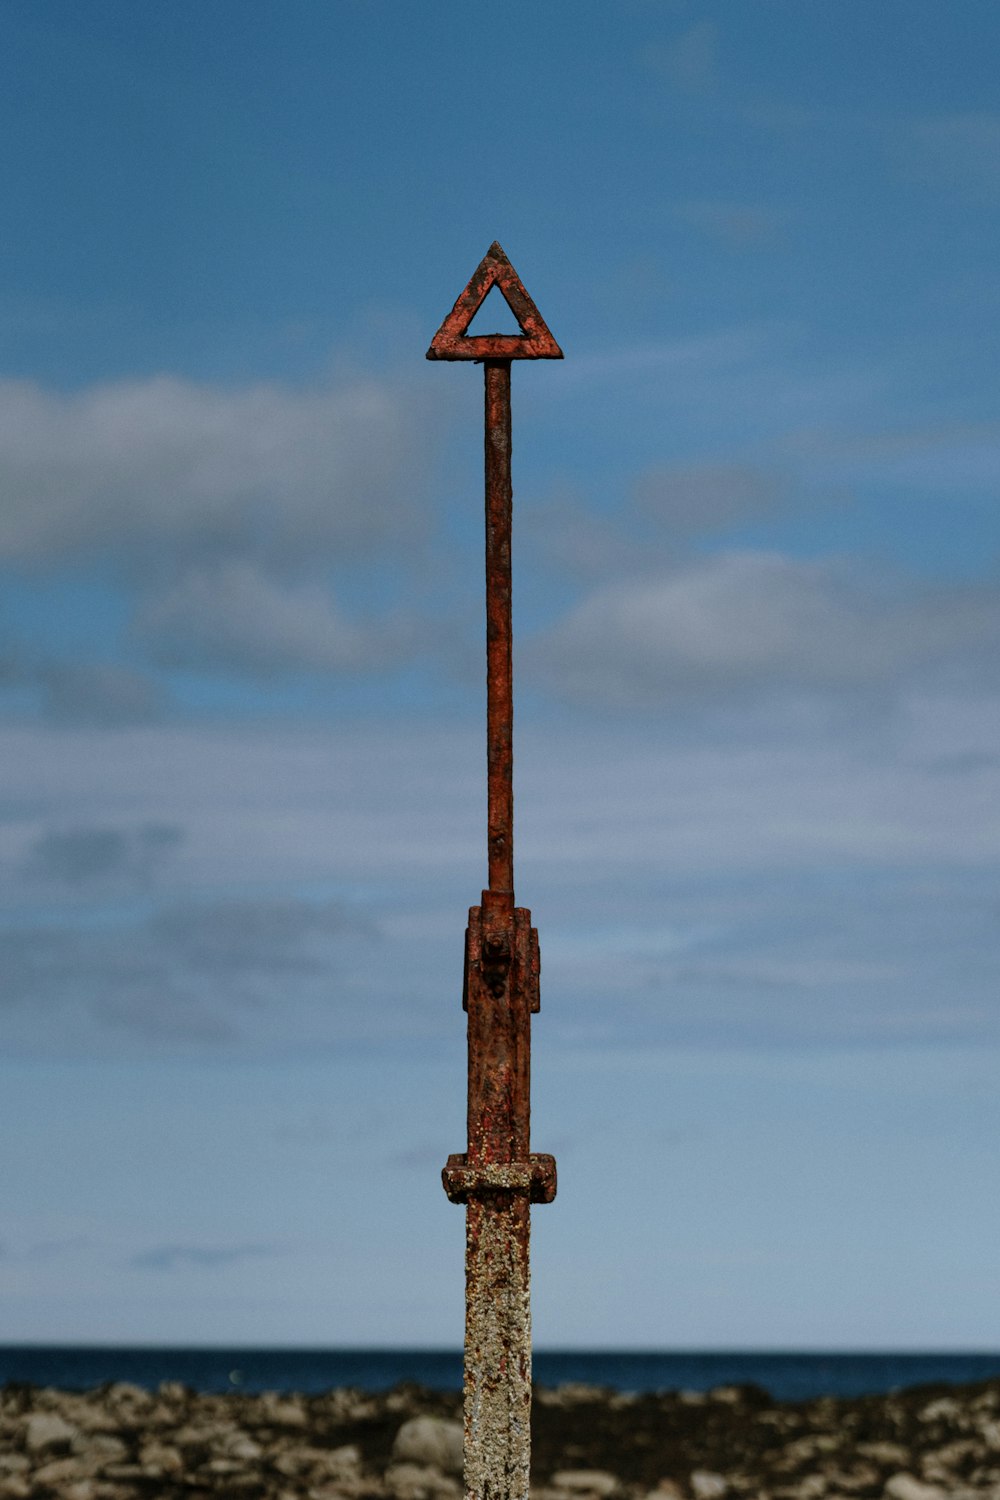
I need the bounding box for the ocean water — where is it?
[2,1348,1000,1402]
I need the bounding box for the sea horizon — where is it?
[4,1345,1000,1403]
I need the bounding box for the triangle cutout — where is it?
[466,284,523,337]
[426,242,563,361]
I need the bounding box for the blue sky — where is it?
[2,0,999,1349]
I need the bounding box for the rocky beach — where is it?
[5,1377,1000,1500]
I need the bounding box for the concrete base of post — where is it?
[463,1191,532,1500]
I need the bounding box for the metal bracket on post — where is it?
[427,244,563,1500]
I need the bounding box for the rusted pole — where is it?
[428,243,562,1500]
[485,359,514,896]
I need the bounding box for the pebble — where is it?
[858,1443,910,1467]
[884,1473,947,1500]
[62,1483,96,1500]
[690,1470,728,1500]
[259,1395,308,1428]
[31,1456,86,1485]
[24,1411,78,1452]
[138,1440,185,1473]
[920,1398,962,1424]
[225,1432,264,1461]
[392,1415,465,1476]
[551,1469,619,1496]
[384,1461,461,1500]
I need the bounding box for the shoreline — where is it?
[4,1376,1000,1499]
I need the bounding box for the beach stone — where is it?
[690,1472,728,1500]
[558,1384,609,1404]
[172,1422,225,1461]
[844,1464,881,1491]
[349,1398,378,1420]
[105,1382,149,1409]
[62,1484,96,1500]
[392,1416,464,1476]
[919,1399,962,1426]
[791,1476,827,1500]
[67,1408,120,1438]
[885,1474,946,1500]
[0,1478,30,1500]
[858,1444,910,1468]
[782,1435,840,1467]
[823,1471,871,1495]
[73,1434,127,1462]
[551,1469,619,1496]
[646,1483,685,1500]
[313,1444,364,1481]
[207,1456,251,1474]
[259,1395,308,1428]
[224,1431,263,1462]
[920,1439,978,1479]
[24,1411,77,1453]
[536,1384,609,1408]
[385,1461,462,1500]
[272,1447,327,1478]
[139,1440,184,1475]
[326,1444,362,1468]
[32,1455,88,1486]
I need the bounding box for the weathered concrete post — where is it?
[427,243,563,1500]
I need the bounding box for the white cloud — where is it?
[20,823,181,886]
[135,559,397,676]
[39,661,165,724]
[0,702,997,1061]
[535,550,1000,706]
[0,372,429,568]
[0,370,440,681]
[0,889,380,1053]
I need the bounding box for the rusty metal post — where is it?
[428,243,563,1500]
[485,359,514,896]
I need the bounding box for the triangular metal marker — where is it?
[426,241,563,361]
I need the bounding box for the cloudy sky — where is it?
[2,1,999,1350]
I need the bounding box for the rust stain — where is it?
[426,241,563,362]
[429,245,561,1500]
